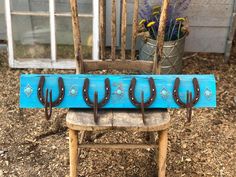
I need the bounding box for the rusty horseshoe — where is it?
[129,77,156,124]
[37,76,65,120]
[82,78,111,124]
[173,77,200,122]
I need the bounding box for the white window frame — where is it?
[5,0,99,69]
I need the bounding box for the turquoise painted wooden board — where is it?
[20,74,216,109]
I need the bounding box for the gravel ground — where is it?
[0,48,235,177]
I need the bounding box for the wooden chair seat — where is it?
[66,109,170,132]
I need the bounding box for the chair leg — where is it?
[69,129,78,177]
[145,132,155,143]
[158,129,168,177]
[78,130,85,156]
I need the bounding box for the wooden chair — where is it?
[67,0,170,176]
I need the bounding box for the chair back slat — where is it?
[121,0,127,60]
[153,0,170,74]
[70,0,83,73]
[111,0,117,61]
[99,0,106,60]
[70,0,169,74]
[131,0,139,60]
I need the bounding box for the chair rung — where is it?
[79,143,157,149]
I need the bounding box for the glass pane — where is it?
[0,0,6,42]
[56,16,92,59]
[12,15,51,59]
[55,0,92,14]
[11,0,49,12]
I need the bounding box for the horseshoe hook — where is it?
[173,77,200,122]
[129,77,156,124]
[37,76,65,120]
[83,78,111,124]
[45,89,52,120]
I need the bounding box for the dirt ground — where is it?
[0,46,236,177]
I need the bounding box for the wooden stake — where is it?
[158,130,168,177]
[153,0,169,74]
[69,129,78,177]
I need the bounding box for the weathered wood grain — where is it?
[78,144,157,149]
[111,0,117,61]
[185,27,228,53]
[83,59,154,72]
[158,130,168,177]
[153,0,169,74]
[185,3,233,27]
[67,109,113,131]
[66,109,170,132]
[69,129,78,177]
[99,0,106,60]
[121,0,127,60]
[105,0,121,47]
[124,0,235,55]
[126,2,234,27]
[70,0,83,73]
[131,0,139,60]
[224,12,236,61]
[112,109,170,131]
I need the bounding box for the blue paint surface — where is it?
[20,74,216,109]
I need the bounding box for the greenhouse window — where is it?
[5,0,99,69]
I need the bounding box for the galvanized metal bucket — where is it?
[138,35,186,74]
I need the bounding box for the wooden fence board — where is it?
[185,27,228,53]
[125,0,235,53]
[127,1,234,27]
